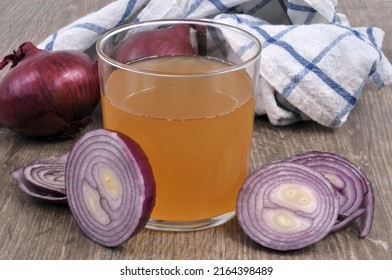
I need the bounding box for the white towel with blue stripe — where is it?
[38,0,392,127]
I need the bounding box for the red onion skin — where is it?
[115,132,156,236]
[0,42,100,138]
[114,24,199,64]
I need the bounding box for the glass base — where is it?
[146,211,236,232]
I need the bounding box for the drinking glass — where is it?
[96,19,261,231]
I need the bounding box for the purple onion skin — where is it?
[66,129,156,247]
[114,24,198,64]
[0,42,100,138]
[115,131,156,236]
[360,190,374,237]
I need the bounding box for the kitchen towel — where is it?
[38,0,392,127]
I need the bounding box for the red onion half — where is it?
[0,42,100,138]
[237,162,340,251]
[286,151,374,237]
[65,129,156,247]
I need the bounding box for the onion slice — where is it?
[11,154,68,204]
[285,151,374,237]
[22,154,67,196]
[65,129,156,247]
[332,208,366,232]
[237,162,340,251]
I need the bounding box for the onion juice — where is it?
[101,56,255,223]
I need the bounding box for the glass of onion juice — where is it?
[96,19,261,231]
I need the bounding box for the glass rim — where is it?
[96,19,262,78]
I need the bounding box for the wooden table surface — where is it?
[1,0,391,260]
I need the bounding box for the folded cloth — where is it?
[38,0,392,127]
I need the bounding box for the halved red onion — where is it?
[65,129,155,247]
[237,162,340,251]
[11,154,68,204]
[286,151,374,237]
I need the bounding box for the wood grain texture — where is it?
[1,0,391,260]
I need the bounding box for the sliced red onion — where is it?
[332,208,366,232]
[286,151,374,237]
[360,191,375,237]
[237,162,340,251]
[65,129,156,247]
[22,154,67,196]
[11,154,68,204]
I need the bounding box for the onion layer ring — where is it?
[237,162,339,251]
[65,129,156,247]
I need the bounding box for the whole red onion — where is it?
[0,42,100,138]
[114,24,207,64]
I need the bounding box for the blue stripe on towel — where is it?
[237,41,257,57]
[330,77,367,126]
[331,13,337,24]
[366,27,382,60]
[339,25,383,60]
[247,0,273,15]
[230,13,269,25]
[73,22,108,34]
[278,0,287,11]
[304,11,316,24]
[184,0,204,17]
[287,3,317,13]
[367,27,377,47]
[208,0,229,12]
[242,22,357,106]
[116,0,137,25]
[44,0,137,51]
[287,2,317,24]
[281,31,354,97]
[207,26,228,58]
[277,40,357,106]
[369,63,385,89]
[44,31,58,50]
